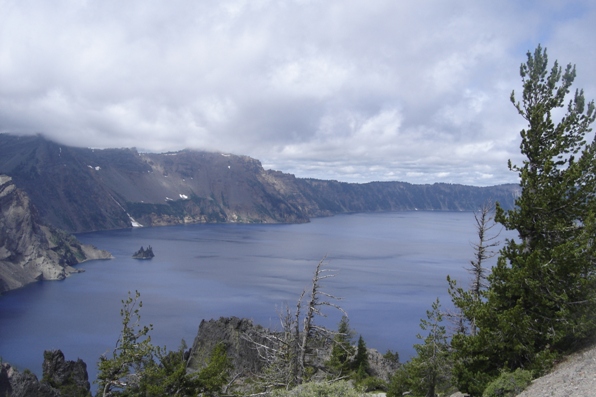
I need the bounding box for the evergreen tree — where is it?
[452,45,596,394]
[96,292,228,397]
[141,341,202,396]
[353,335,370,375]
[96,291,160,396]
[491,44,596,365]
[326,316,355,377]
[196,342,232,396]
[388,298,452,397]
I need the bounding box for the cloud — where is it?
[1,0,594,185]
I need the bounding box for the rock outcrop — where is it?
[0,175,112,293]
[0,134,520,233]
[187,317,269,377]
[186,316,399,384]
[0,363,59,397]
[132,245,155,259]
[41,350,91,397]
[0,350,90,397]
[367,349,400,381]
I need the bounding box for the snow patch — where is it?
[221,153,230,157]
[127,213,143,227]
[179,194,188,200]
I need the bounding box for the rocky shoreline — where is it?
[0,175,112,294]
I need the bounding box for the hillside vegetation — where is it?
[387,45,596,397]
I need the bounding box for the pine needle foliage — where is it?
[450,45,596,395]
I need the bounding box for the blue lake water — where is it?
[0,211,500,385]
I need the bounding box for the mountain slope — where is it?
[0,134,520,233]
[0,175,111,293]
[516,344,596,397]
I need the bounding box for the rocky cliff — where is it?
[187,317,269,377]
[0,134,520,233]
[186,316,398,385]
[0,175,112,293]
[0,350,90,397]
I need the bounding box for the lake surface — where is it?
[0,211,501,385]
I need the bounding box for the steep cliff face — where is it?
[187,317,269,376]
[0,175,112,293]
[291,178,519,216]
[0,134,520,233]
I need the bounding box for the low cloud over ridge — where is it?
[1,0,594,185]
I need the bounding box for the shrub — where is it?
[355,375,387,392]
[482,368,532,397]
[271,380,362,397]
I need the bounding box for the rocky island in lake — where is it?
[132,246,154,259]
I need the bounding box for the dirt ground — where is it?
[516,345,596,397]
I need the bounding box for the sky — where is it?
[1,0,595,186]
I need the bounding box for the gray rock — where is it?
[42,350,91,397]
[186,316,400,385]
[0,351,91,397]
[0,175,112,294]
[187,316,269,376]
[0,363,59,397]
[367,348,400,381]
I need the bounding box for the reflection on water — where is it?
[0,211,493,384]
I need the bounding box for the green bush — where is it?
[355,376,387,392]
[386,365,410,397]
[271,380,363,397]
[482,368,532,397]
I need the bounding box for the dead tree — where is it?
[447,201,501,336]
[468,201,500,303]
[245,257,345,390]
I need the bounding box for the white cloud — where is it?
[0,0,594,185]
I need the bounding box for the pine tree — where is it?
[353,335,370,375]
[388,299,452,397]
[490,44,596,366]
[326,316,355,377]
[196,342,232,396]
[451,45,596,394]
[96,291,160,396]
[97,293,231,396]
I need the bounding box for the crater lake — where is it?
[0,211,505,385]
